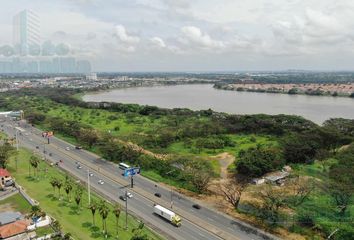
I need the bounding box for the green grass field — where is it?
[0,193,32,214]
[7,148,163,240]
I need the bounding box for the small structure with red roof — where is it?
[0,169,13,189]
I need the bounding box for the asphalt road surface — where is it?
[2,119,277,240]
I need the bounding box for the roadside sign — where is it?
[124,167,141,177]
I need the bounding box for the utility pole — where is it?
[87,170,91,205]
[15,130,19,151]
[130,175,134,188]
[125,189,128,230]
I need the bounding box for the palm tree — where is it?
[28,205,46,227]
[56,179,63,199]
[99,200,110,237]
[50,178,58,194]
[64,180,73,202]
[51,220,62,234]
[112,204,121,237]
[30,156,40,177]
[74,184,83,209]
[88,201,98,226]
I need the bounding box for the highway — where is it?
[3,119,278,240]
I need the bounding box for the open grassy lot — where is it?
[0,193,32,214]
[7,148,163,240]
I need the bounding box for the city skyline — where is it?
[1,1,354,72]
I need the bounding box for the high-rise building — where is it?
[77,60,92,73]
[13,10,40,56]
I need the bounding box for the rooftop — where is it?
[0,212,22,226]
[0,219,29,239]
[0,169,10,177]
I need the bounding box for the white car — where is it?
[126,192,133,198]
[89,172,94,177]
[66,147,70,151]
[98,180,104,185]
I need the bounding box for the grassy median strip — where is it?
[7,148,164,240]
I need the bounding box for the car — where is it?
[126,192,133,198]
[43,150,47,154]
[89,172,94,177]
[65,147,70,151]
[75,161,79,165]
[154,193,161,198]
[75,146,82,150]
[36,146,39,149]
[77,165,82,169]
[192,204,201,210]
[119,195,127,201]
[55,162,59,166]
[49,153,52,156]
[59,159,63,163]
[98,179,104,185]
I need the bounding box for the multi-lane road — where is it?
[2,119,278,240]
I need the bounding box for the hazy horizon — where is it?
[1,1,354,72]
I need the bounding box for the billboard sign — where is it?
[124,167,141,177]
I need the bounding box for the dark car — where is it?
[154,193,161,198]
[75,146,82,150]
[36,146,39,149]
[192,204,201,210]
[49,153,52,156]
[119,195,127,201]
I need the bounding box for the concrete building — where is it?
[0,169,13,188]
[13,10,40,56]
[86,72,97,81]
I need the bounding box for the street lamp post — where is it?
[15,130,19,151]
[166,169,176,209]
[87,170,91,205]
[125,189,128,230]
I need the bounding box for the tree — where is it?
[74,184,83,209]
[64,179,73,202]
[29,205,45,219]
[328,144,354,216]
[50,178,58,194]
[0,144,14,168]
[29,156,40,177]
[56,179,63,199]
[112,204,121,236]
[257,184,287,225]
[88,201,98,226]
[99,200,110,237]
[183,158,214,193]
[282,132,320,164]
[288,176,315,207]
[63,233,72,240]
[51,220,62,234]
[77,128,99,148]
[236,146,284,177]
[131,222,147,240]
[219,179,248,210]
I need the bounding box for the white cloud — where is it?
[113,25,140,44]
[180,26,225,50]
[150,37,166,48]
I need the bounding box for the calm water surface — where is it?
[83,84,354,124]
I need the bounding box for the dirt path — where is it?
[211,152,235,179]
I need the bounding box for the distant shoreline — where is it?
[214,83,354,98]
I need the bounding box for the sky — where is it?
[1,0,354,72]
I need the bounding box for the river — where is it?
[82,84,354,124]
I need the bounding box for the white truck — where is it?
[153,205,181,227]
